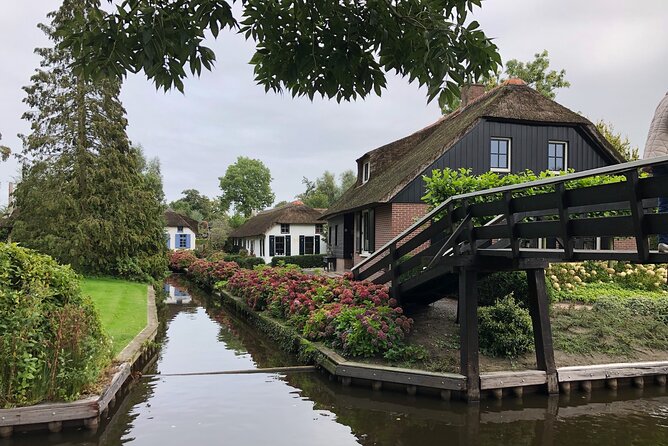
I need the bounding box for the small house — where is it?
[229,201,327,264]
[165,209,198,250]
[322,80,625,272]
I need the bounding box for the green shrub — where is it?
[478,295,534,358]
[0,243,111,407]
[206,252,265,269]
[478,271,529,307]
[271,255,324,268]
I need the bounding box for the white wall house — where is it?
[229,201,328,264]
[165,209,198,250]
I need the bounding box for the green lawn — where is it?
[83,277,148,356]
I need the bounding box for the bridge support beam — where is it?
[459,269,480,402]
[526,268,559,394]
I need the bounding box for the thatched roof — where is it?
[165,209,199,234]
[229,201,324,238]
[323,82,624,219]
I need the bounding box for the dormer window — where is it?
[362,161,371,184]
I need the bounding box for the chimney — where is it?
[460,84,486,107]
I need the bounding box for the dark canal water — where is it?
[4,277,668,446]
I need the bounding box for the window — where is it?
[260,237,265,257]
[280,223,290,234]
[334,225,339,246]
[250,239,255,255]
[361,210,371,252]
[315,223,324,234]
[177,226,184,233]
[275,236,285,255]
[362,161,371,184]
[304,236,315,255]
[548,141,567,171]
[177,233,189,248]
[490,138,511,172]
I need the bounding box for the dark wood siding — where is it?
[327,215,345,257]
[393,119,617,203]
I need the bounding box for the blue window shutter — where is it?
[269,236,275,256]
[185,234,191,249]
[299,235,305,255]
[285,235,291,256]
[165,233,170,249]
[315,236,320,254]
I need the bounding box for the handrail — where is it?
[353,155,668,273]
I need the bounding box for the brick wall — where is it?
[390,203,429,238]
[374,204,393,249]
[614,237,638,251]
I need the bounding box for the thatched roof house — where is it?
[323,80,624,272]
[230,201,327,263]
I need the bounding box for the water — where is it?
[4,277,668,446]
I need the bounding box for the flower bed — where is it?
[168,251,413,358]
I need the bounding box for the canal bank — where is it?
[215,285,668,402]
[4,277,667,446]
[0,286,159,438]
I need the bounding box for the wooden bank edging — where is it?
[217,289,668,401]
[0,286,159,437]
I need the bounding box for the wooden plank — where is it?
[515,221,561,239]
[459,269,480,401]
[97,363,131,413]
[558,361,668,382]
[526,269,558,394]
[335,362,466,391]
[639,174,668,199]
[513,192,560,213]
[645,213,668,236]
[394,217,449,258]
[469,200,505,218]
[564,181,627,207]
[475,248,668,262]
[569,216,634,237]
[0,397,99,427]
[504,192,519,257]
[480,370,547,390]
[356,251,391,281]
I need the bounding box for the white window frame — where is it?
[490,137,511,173]
[304,236,315,255]
[315,223,324,234]
[361,210,371,255]
[547,140,568,173]
[362,161,371,184]
[280,223,290,234]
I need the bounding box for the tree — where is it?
[56,1,500,107]
[12,0,166,281]
[441,50,570,113]
[340,169,357,193]
[596,120,639,161]
[169,189,217,221]
[219,156,274,217]
[0,133,9,161]
[298,170,355,208]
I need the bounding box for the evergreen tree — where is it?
[12,0,166,281]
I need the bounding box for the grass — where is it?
[83,277,148,356]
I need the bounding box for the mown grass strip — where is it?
[83,278,147,356]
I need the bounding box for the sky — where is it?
[1,1,667,207]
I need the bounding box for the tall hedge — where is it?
[0,243,111,407]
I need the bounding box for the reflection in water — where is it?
[4,276,668,446]
[163,283,192,305]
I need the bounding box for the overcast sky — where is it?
[1,1,667,207]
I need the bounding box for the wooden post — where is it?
[504,191,520,258]
[459,268,480,402]
[556,183,574,259]
[526,268,559,394]
[626,170,650,262]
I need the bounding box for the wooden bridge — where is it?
[352,155,668,401]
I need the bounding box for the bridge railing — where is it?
[352,156,668,297]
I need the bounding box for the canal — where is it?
[4,276,668,445]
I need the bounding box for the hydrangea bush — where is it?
[176,254,414,358]
[548,261,668,295]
